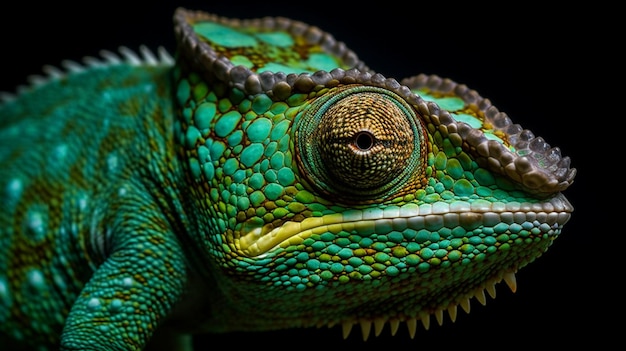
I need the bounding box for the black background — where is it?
[0,1,606,349]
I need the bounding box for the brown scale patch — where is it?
[67,156,91,190]
[58,115,89,139]
[5,176,67,331]
[7,176,64,261]
[94,125,136,170]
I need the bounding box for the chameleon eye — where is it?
[295,86,425,201]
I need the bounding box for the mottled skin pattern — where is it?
[0,7,575,351]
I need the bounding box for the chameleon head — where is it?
[173,9,576,338]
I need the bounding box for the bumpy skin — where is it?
[0,7,576,351]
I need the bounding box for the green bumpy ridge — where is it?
[416,89,511,149]
[192,21,346,74]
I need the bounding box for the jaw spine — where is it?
[335,269,518,341]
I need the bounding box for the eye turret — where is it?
[296,86,426,201]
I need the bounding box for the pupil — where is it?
[355,132,374,150]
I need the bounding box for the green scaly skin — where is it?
[0,8,576,351]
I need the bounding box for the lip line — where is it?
[237,194,573,258]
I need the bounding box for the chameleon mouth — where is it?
[332,269,519,340]
[237,194,573,257]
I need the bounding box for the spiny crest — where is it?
[0,46,174,104]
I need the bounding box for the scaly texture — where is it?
[0,7,576,351]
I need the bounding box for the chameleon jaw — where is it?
[237,193,573,257]
[333,269,519,341]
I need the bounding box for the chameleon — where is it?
[0,7,576,351]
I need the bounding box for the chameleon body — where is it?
[0,8,576,351]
